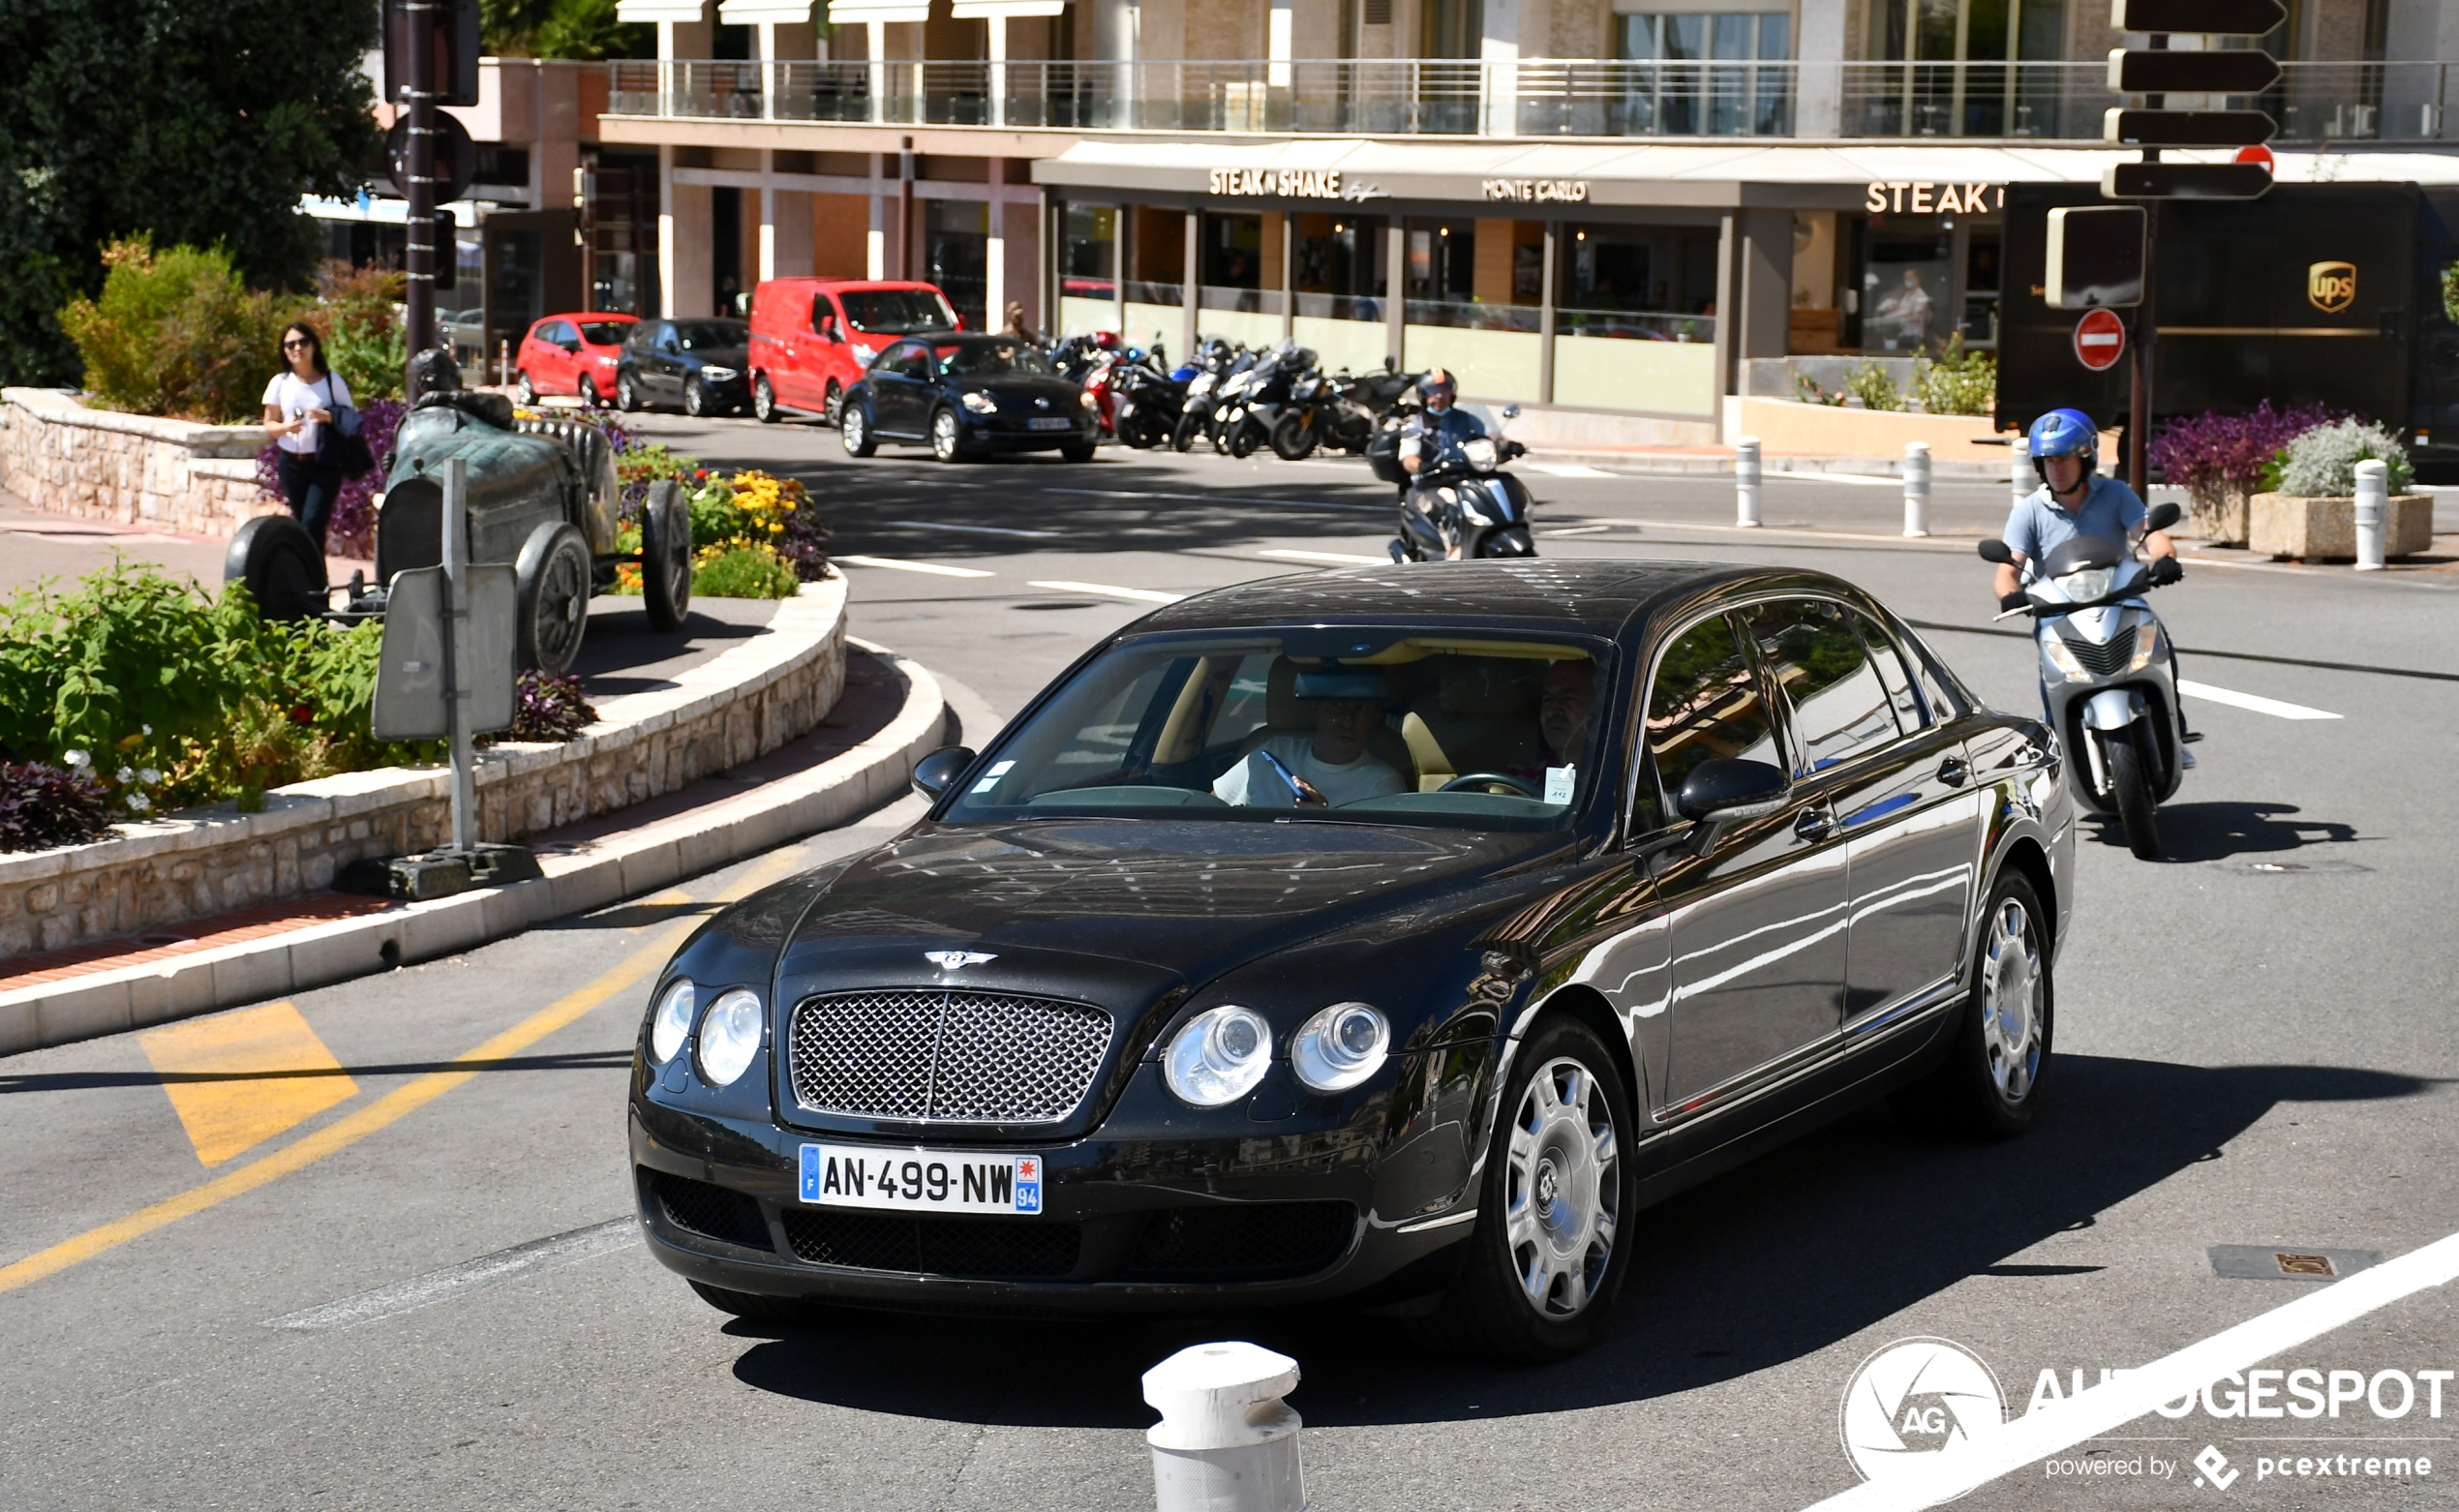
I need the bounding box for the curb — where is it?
[0,639,948,1058]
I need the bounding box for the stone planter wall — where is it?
[2248,492,2435,560]
[0,575,848,963]
[0,386,280,536]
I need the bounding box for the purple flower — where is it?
[2148,401,2344,495]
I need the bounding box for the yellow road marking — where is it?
[141,1001,358,1167]
[0,844,814,1298]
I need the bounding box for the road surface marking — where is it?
[264,1218,639,1332]
[1801,1226,2459,1511]
[2179,679,2342,721]
[139,1002,357,1167]
[1257,548,1391,565]
[884,520,1058,539]
[835,554,995,578]
[1542,525,1616,536]
[1768,470,1908,488]
[1047,488,1385,514]
[1028,580,1184,604]
[1531,463,1616,478]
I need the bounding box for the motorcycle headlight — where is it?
[2055,566,2115,603]
[1462,437,1499,472]
[2040,633,2092,683]
[961,389,998,413]
[1190,374,1216,396]
[695,988,765,1087]
[1163,1006,1273,1108]
[1290,1002,1389,1093]
[698,366,739,382]
[649,978,694,1064]
[1079,389,1098,409]
[2127,621,2163,672]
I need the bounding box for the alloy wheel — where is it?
[684,378,708,417]
[1978,898,2045,1103]
[823,381,843,425]
[931,408,961,462]
[514,371,536,407]
[577,376,599,408]
[1503,1055,1621,1318]
[617,374,639,412]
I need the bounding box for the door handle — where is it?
[1794,807,1836,842]
[1937,756,1969,787]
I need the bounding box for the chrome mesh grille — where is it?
[2057,632,2136,678]
[789,989,1111,1124]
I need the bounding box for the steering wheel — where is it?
[1438,772,1542,799]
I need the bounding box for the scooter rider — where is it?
[1399,368,1483,559]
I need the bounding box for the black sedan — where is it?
[615,318,751,417]
[840,333,1098,463]
[629,560,2074,1361]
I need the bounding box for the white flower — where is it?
[141,724,153,737]
[117,767,135,783]
[137,768,161,785]
[125,793,151,813]
[63,749,89,768]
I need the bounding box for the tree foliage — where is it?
[56,238,293,421]
[0,0,382,387]
[484,0,649,59]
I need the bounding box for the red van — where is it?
[512,313,639,407]
[746,279,960,424]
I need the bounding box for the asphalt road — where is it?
[5,416,2456,1512]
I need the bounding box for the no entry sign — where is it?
[2074,308,2128,372]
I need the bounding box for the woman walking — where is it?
[260,322,350,551]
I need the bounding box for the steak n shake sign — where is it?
[1208,167,1350,198]
[1866,181,2007,215]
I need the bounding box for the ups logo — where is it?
[2309,261,2357,315]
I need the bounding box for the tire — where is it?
[616,371,641,412]
[752,374,780,423]
[1170,412,1202,453]
[223,514,328,620]
[1229,419,1262,459]
[514,521,592,676]
[823,380,844,426]
[841,401,877,457]
[929,407,970,464]
[1423,1015,1633,1363]
[687,1281,835,1328]
[639,478,692,634]
[2107,730,2162,859]
[1061,441,1096,463]
[683,376,710,418]
[577,376,599,408]
[513,370,537,407]
[1891,872,2052,1139]
[1270,411,1318,461]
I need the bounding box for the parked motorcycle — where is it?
[1387,404,1536,560]
[1107,351,1182,450]
[1174,341,1252,453]
[1977,499,2191,859]
[1272,362,1419,461]
[1214,342,1312,458]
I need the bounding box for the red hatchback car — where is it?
[513,313,640,407]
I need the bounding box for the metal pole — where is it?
[2353,458,2387,571]
[2129,201,2157,491]
[441,458,475,854]
[405,0,437,398]
[1735,436,1762,527]
[1902,440,1931,537]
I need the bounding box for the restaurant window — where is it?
[1062,203,1116,300]
[1200,212,1265,314]
[1960,232,2001,347]
[1863,231,1952,354]
[1614,13,1792,136]
[1293,213,1386,322]
[1557,224,1717,343]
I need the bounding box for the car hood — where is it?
[955,375,1083,406]
[689,346,749,368]
[774,817,1556,1009]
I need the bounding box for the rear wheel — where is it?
[615,371,642,412]
[639,478,692,633]
[514,522,592,675]
[1270,411,1317,461]
[513,370,537,407]
[2107,732,2161,859]
[752,374,780,423]
[1892,872,2051,1138]
[841,401,876,457]
[822,379,844,426]
[577,375,600,408]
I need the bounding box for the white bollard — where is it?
[2353,458,2387,571]
[2012,436,2032,504]
[1735,435,1762,528]
[1145,1342,1306,1512]
[1903,440,1931,537]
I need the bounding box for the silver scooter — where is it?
[1977,499,2190,859]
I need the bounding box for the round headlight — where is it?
[1164,1006,1273,1108]
[961,389,998,413]
[696,988,765,1087]
[1291,1002,1390,1093]
[650,979,694,1064]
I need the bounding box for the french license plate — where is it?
[1027,416,1073,431]
[799,1143,1043,1215]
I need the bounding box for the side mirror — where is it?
[2145,500,2182,533]
[1977,539,2015,564]
[1676,758,1790,824]
[910,744,977,801]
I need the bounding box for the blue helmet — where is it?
[2028,408,2098,481]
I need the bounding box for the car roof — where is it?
[535,312,635,327]
[1131,559,1837,641]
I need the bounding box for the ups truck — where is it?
[1997,182,2459,481]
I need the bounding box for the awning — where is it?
[717,0,815,19]
[951,1,1068,16]
[821,0,931,19]
[615,0,711,20]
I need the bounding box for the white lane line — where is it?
[1046,487,1386,514]
[265,1219,639,1332]
[1029,580,1185,604]
[884,519,1059,539]
[1802,1227,2459,1512]
[1542,525,1617,537]
[2179,679,2343,721]
[1768,470,1912,488]
[1532,463,1616,478]
[835,554,996,579]
[1258,548,1392,565]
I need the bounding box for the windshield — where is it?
[940,340,1055,378]
[946,631,1611,831]
[577,320,632,347]
[675,320,745,350]
[841,289,957,336]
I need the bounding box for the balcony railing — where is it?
[608,57,2455,143]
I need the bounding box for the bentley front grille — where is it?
[788,989,1111,1124]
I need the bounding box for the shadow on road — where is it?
[723,1054,2428,1428]
[2080,801,2362,863]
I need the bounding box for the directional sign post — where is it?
[2074,309,2129,372]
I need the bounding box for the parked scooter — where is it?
[1176,341,1255,453]
[1107,349,1182,450]
[1215,342,1312,458]
[1387,404,1535,560]
[1977,499,2191,859]
[1272,362,1420,460]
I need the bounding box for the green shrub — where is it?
[1915,336,1995,417]
[691,545,804,600]
[2277,418,2413,497]
[54,237,292,422]
[1846,362,1904,412]
[317,261,408,402]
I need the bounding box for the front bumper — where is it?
[960,412,1096,451]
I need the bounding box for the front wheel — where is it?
[840,402,876,457]
[615,372,641,412]
[1422,1016,1632,1363]
[1170,413,1202,453]
[639,478,692,633]
[2106,731,2161,859]
[929,407,970,464]
[1892,872,2051,1138]
[513,370,538,407]
[1060,440,1096,463]
[1475,525,1536,558]
[683,377,711,418]
[577,375,600,408]
[1270,411,1318,461]
[752,375,780,423]
[224,514,327,620]
[514,522,592,676]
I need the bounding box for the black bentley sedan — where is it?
[615,318,751,417]
[839,332,1099,463]
[630,560,2074,1361]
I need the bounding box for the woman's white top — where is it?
[264,371,352,456]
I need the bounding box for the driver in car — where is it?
[1212,669,1408,807]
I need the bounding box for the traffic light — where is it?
[2103,0,2284,198]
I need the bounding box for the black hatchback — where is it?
[615,318,750,417]
[629,560,2075,1361]
[840,332,1098,464]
